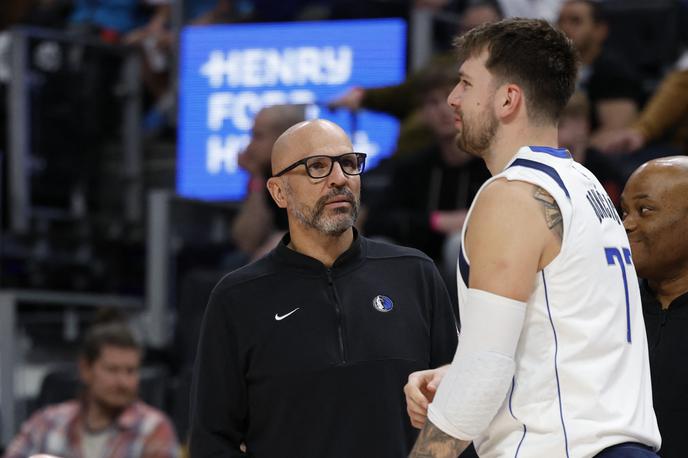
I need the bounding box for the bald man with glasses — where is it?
[189,119,459,458]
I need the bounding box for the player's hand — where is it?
[327,86,365,111]
[595,127,646,154]
[404,365,449,429]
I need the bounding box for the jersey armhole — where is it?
[501,174,573,270]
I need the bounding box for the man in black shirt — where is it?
[189,119,459,457]
[621,156,688,458]
[557,0,644,140]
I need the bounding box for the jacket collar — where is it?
[640,279,688,314]
[272,228,366,275]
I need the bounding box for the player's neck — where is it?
[287,226,354,268]
[648,270,688,310]
[484,124,559,175]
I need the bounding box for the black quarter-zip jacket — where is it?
[641,281,688,458]
[190,232,458,457]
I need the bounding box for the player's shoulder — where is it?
[468,178,552,236]
[476,177,540,207]
[363,236,434,265]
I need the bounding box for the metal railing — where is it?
[6,26,142,233]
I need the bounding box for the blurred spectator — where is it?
[6,0,73,29]
[124,0,240,136]
[3,310,180,458]
[2,0,32,30]
[557,0,644,144]
[558,91,626,206]
[229,104,305,264]
[328,0,502,155]
[496,0,564,22]
[183,0,236,25]
[598,63,688,155]
[621,156,688,458]
[457,0,503,33]
[68,0,168,42]
[363,63,490,277]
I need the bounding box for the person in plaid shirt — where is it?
[3,313,180,458]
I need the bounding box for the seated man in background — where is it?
[229,104,306,264]
[621,156,688,458]
[598,67,688,155]
[3,311,180,458]
[557,0,644,145]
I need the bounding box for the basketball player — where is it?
[405,18,661,457]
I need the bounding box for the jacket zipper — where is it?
[327,268,346,364]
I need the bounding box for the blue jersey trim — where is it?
[542,270,570,458]
[529,145,571,159]
[458,242,470,286]
[509,158,571,199]
[515,424,527,458]
[509,377,527,458]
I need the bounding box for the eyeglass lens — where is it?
[305,153,364,178]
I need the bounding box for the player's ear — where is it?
[267,177,288,209]
[496,83,522,120]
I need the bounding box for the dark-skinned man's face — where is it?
[621,162,688,280]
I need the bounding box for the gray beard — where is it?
[290,188,359,236]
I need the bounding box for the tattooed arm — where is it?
[532,185,563,242]
[463,178,563,298]
[409,420,470,458]
[408,179,558,456]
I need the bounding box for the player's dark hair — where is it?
[454,18,579,124]
[80,308,140,364]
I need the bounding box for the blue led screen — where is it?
[178,18,406,200]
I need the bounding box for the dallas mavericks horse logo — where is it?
[372,295,394,312]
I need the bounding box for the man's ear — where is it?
[496,83,523,120]
[267,177,288,209]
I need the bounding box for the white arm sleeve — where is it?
[428,288,527,440]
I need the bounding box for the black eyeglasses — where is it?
[272,152,367,179]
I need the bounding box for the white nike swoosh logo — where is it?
[275,308,300,321]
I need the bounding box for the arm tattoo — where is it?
[409,420,469,458]
[533,186,563,242]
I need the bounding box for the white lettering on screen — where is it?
[200,46,353,88]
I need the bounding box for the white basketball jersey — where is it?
[457,146,660,458]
